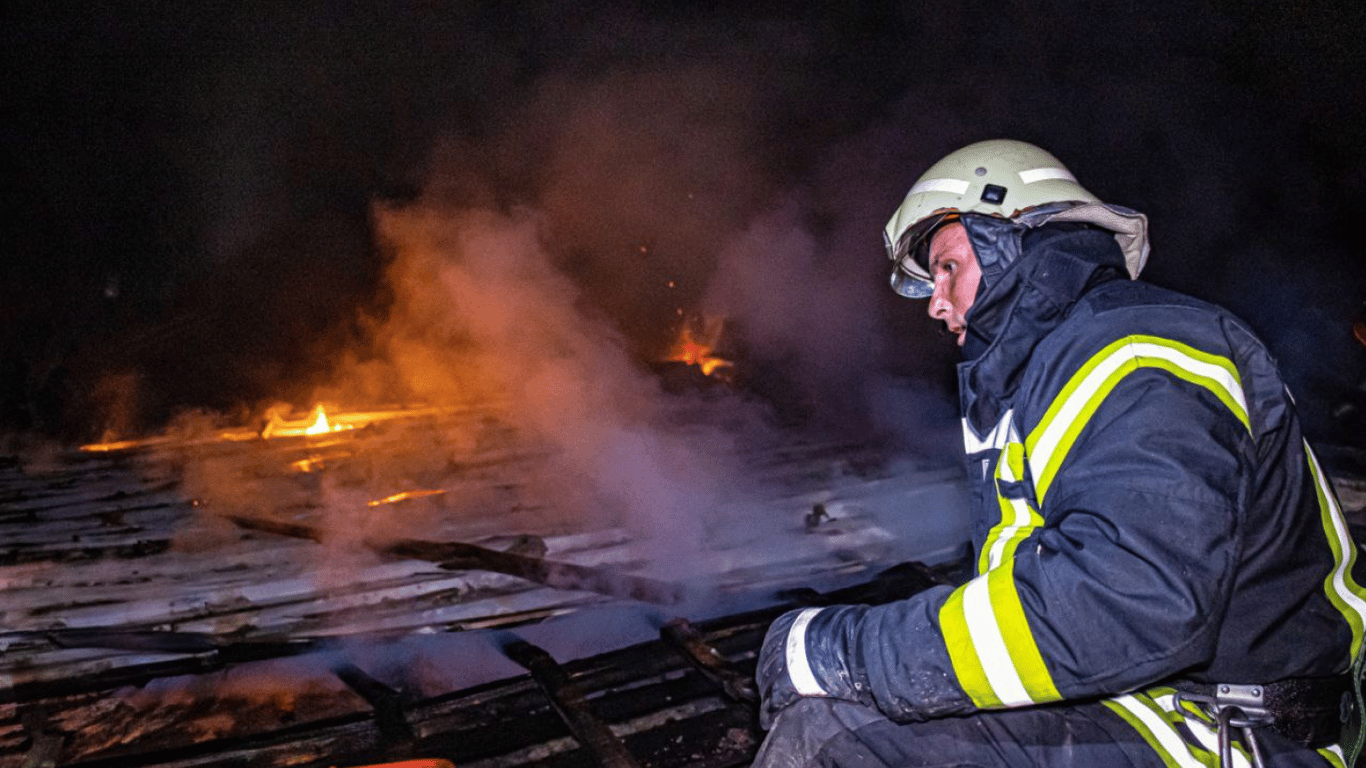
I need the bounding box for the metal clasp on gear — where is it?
[1174,683,1274,768]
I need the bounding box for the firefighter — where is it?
[754,139,1366,767]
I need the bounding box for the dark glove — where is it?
[756,605,872,729]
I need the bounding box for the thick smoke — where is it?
[130,13,950,611]
[346,200,746,566]
[235,26,941,564]
[5,4,1365,445]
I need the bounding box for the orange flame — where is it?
[304,405,332,435]
[367,489,447,507]
[667,316,733,378]
[78,404,451,453]
[261,404,356,439]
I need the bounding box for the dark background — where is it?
[3,1,1365,445]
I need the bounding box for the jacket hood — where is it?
[958,222,1128,433]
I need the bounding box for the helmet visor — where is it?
[885,211,960,299]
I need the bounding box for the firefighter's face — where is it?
[926,222,981,347]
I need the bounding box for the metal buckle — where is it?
[1173,684,1273,768]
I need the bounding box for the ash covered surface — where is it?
[0,403,971,766]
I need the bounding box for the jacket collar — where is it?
[958,224,1128,438]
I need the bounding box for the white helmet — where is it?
[884,139,1149,298]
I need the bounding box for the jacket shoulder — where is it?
[1039,279,1291,436]
[1062,280,1270,359]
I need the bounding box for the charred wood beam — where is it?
[35,560,959,768]
[0,537,172,566]
[0,630,321,705]
[41,629,318,663]
[659,618,758,703]
[19,704,64,768]
[332,663,416,748]
[500,639,642,768]
[225,515,687,605]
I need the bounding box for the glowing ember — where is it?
[80,438,157,453]
[367,489,447,507]
[304,405,333,435]
[261,404,357,439]
[78,404,450,453]
[666,316,734,378]
[290,458,325,473]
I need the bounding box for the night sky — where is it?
[4,2,1365,445]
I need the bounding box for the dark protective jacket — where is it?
[794,221,1366,762]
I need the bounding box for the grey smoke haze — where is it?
[2,3,1363,443]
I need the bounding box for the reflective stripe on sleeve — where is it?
[1026,335,1250,504]
[1306,442,1366,660]
[784,608,829,696]
[939,568,1060,708]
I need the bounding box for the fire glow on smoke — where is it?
[666,316,734,378]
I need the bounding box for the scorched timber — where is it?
[0,413,927,716]
[41,562,955,768]
[225,514,689,606]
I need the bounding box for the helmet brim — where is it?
[885,211,960,300]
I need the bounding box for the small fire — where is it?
[261,404,355,439]
[304,405,332,435]
[80,438,156,453]
[77,404,450,453]
[367,489,447,507]
[667,316,734,378]
[290,458,325,473]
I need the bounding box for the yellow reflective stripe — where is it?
[1319,744,1347,768]
[1027,336,1250,504]
[1177,701,1251,768]
[938,567,1061,708]
[940,583,997,707]
[1306,441,1366,660]
[979,442,1043,574]
[943,574,1028,706]
[1102,694,1206,768]
[1103,690,1261,768]
[987,567,1060,703]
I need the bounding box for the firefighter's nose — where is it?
[929,289,951,321]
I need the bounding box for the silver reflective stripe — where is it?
[785,608,829,696]
[983,444,1034,573]
[962,409,1016,455]
[1027,338,1247,503]
[1018,166,1078,184]
[908,177,970,197]
[1108,694,1208,768]
[961,576,1032,706]
[1306,441,1366,655]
